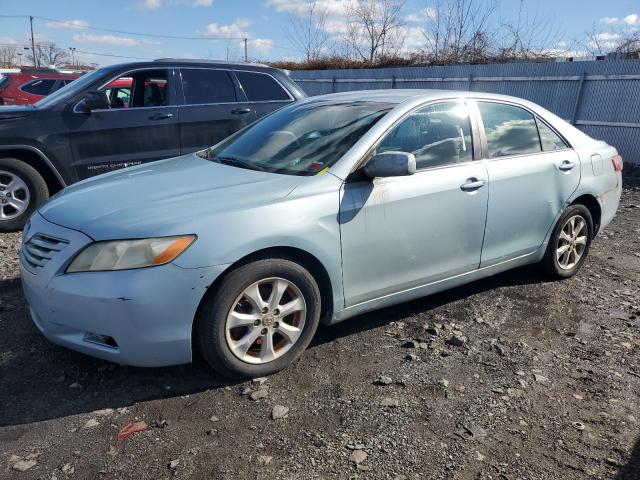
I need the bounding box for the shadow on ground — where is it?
[617,435,640,480]
[0,265,546,427]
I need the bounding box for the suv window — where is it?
[101,69,171,109]
[377,102,473,169]
[21,79,56,96]
[235,71,290,102]
[536,119,568,151]
[181,68,236,104]
[478,102,541,158]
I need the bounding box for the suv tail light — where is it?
[611,154,623,172]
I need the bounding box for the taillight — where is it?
[611,154,623,172]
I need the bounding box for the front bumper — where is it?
[20,212,228,367]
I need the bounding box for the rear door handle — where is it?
[231,107,252,115]
[559,160,576,171]
[149,112,174,120]
[460,178,486,192]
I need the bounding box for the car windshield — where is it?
[35,68,109,108]
[198,100,393,176]
[0,74,10,89]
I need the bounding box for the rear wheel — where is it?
[0,158,49,232]
[196,258,321,378]
[543,204,593,279]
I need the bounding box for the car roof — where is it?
[306,89,531,106]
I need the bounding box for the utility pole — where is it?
[29,16,38,67]
[244,38,248,62]
[69,47,76,68]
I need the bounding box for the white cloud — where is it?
[599,13,639,26]
[251,38,275,53]
[623,13,639,25]
[45,19,89,30]
[405,7,436,23]
[143,0,162,8]
[141,0,214,8]
[266,0,349,17]
[600,16,619,25]
[73,33,143,46]
[204,18,251,38]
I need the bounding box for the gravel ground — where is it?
[1,174,639,480]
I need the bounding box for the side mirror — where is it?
[78,90,110,112]
[364,151,416,178]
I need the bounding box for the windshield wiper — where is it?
[215,156,265,172]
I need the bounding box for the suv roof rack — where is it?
[153,58,270,68]
[20,67,61,75]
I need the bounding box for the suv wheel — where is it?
[0,158,49,232]
[196,258,321,378]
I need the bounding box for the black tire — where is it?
[196,257,321,379]
[543,204,593,279]
[0,158,49,232]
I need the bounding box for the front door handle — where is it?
[149,112,174,120]
[460,178,486,192]
[231,107,252,115]
[559,160,576,171]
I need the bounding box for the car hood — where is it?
[0,105,36,120]
[38,154,304,239]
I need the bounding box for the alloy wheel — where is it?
[225,277,307,364]
[0,170,30,221]
[556,214,588,270]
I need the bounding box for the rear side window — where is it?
[478,102,541,158]
[235,71,290,102]
[536,119,568,151]
[21,79,56,96]
[181,68,236,104]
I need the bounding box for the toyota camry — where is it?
[20,90,622,378]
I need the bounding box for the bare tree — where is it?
[343,0,407,63]
[498,0,563,60]
[421,0,497,63]
[286,0,331,62]
[27,42,69,68]
[581,23,640,57]
[0,45,18,68]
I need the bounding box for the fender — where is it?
[0,144,67,187]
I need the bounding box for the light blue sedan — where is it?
[20,90,623,378]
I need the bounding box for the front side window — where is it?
[100,69,171,109]
[235,71,290,102]
[199,100,392,176]
[21,79,56,96]
[478,102,541,158]
[377,102,473,169]
[181,68,236,104]
[537,119,568,151]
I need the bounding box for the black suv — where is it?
[0,59,306,231]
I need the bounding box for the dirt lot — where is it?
[1,176,639,480]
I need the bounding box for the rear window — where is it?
[181,68,236,104]
[235,71,290,102]
[21,79,56,96]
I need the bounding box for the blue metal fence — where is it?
[290,60,640,164]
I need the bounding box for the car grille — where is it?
[22,233,70,271]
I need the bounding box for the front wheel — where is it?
[196,258,321,378]
[543,204,593,279]
[0,158,49,232]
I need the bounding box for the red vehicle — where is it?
[0,68,80,105]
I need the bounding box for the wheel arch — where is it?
[570,193,602,235]
[191,246,335,356]
[0,145,66,195]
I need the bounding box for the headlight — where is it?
[66,235,196,273]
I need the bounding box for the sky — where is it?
[0,0,639,66]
